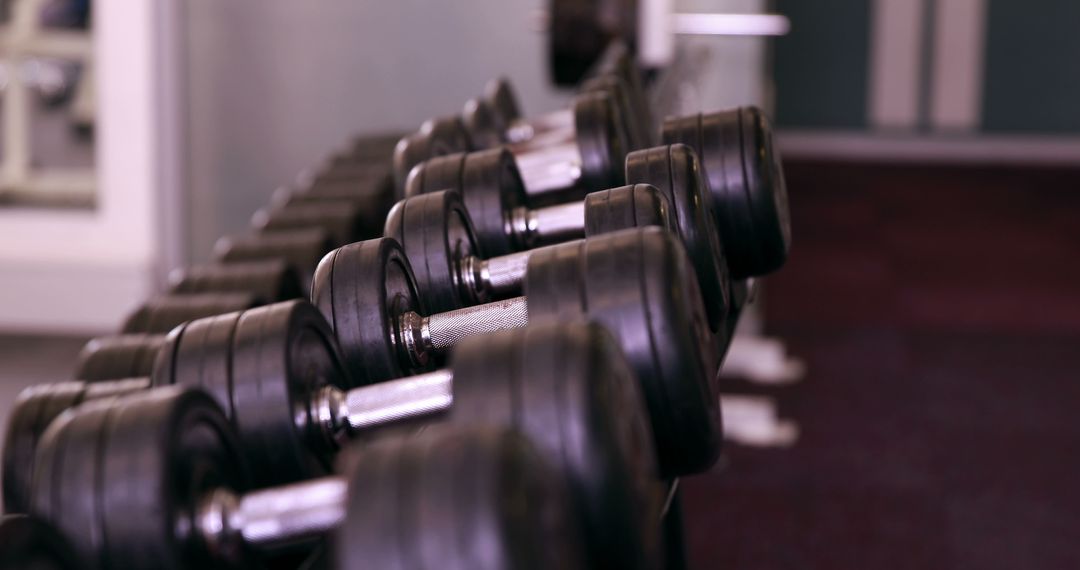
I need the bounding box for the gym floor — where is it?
[684,160,1080,569]
[0,160,1078,568]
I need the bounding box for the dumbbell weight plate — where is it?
[251,200,371,247]
[2,379,150,513]
[73,333,165,381]
[120,292,259,335]
[626,144,731,334]
[583,183,674,236]
[448,323,663,569]
[168,260,304,303]
[525,228,722,475]
[590,42,654,146]
[662,107,791,277]
[393,116,473,196]
[154,301,353,486]
[0,515,81,570]
[339,426,585,570]
[581,73,646,152]
[572,91,630,194]
[214,228,336,291]
[384,189,485,313]
[548,0,637,86]
[406,149,528,257]
[29,387,248,569]
[312,238,429,383]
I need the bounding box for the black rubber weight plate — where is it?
[312,238,429,383]
[525,228,722,476]
[229,301,350,485]
[583,183,674,237]
[73,334,166,381]
[2,379,149,514]
[30,387,247,569]
[452,322,662,569]
[625,144,731,334]
[662,108,791,277]
[337,426,584,570]
[572,91,629,191]
[384,189,484,313]
[169,260,304,304]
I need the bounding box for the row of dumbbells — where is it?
[1,45,790,569]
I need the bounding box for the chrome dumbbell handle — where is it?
[509,200,587,249]
[394,297,530,366]
[196,477,347,559]
[198,367,459,556]
[308,368,457,447]
[513,139,583,196]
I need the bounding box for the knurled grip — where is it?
[344,369,454,431]
[424,297,529,352]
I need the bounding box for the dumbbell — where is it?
[464,75,646,152]
[28,387,586,570]
[8,318,661,568]
[0,515,81,569]
[119,292,259,334]
[587,43,654,145]
[392,115,474,191]
[168,259,304,302]
[385,186,677,314]
[662,106,790,276]
[314,229,721,475]
[213,227,335,291]
[2,377,152,513]
[250,198,373,248]
[436,76,791,279]
[272,179,393,229]
[403,145,730,334]
[72,334,165,381]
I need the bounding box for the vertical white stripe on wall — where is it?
[869,0,928,130]
[930,0,987,131]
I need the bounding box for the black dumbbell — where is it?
[213,228,335,291]
[549,6,637,86]
[392,115,473,191]
[662,106,790,277]
[167,259,304,303]
[314,229,721,475]
[0,515,81,569]
[119,292,259,334]
[464,76,644,152]
[158,314,660,568]
[250,198,372,248]
[72,334,165,381]
[28,388,586,570]
[385,186,674,314]
[588,43,654,146]
[2,377,151,513]
[403,145,731,334]
[11,319,660,568]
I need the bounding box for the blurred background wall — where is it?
[179,0,767,265]
[0,0,766,332]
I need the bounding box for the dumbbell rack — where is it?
[1,26,798,566]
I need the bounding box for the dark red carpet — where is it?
[682,161,1080,569]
